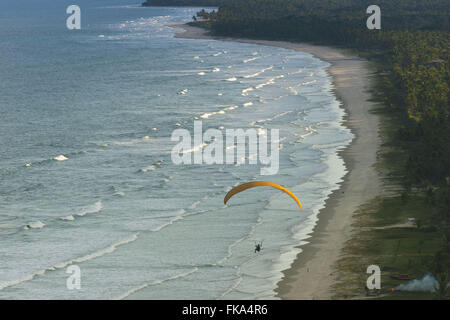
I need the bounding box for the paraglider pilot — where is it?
[255,242,262,253]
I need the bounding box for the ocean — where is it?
[0,0,353,299]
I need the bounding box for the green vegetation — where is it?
[200,1,448,40]
[191,0,449,298]
[334,194,448,299]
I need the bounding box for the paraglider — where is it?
[224,181,302,211]
[224,181,302,254]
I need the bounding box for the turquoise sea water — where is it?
[0,0,353,299]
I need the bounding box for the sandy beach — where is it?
[168,23,382,299]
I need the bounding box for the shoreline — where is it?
[168,23,382,299]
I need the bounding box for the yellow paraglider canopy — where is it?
[224,181,302,211]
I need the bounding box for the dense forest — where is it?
[204,0,447,37]
[189,0,449,289]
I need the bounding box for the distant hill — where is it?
[142,0,222,7]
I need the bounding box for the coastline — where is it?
[168,23,382,299]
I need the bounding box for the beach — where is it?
[169,23,382,299]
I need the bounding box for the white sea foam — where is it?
[223,105,238,111]
[296,125,318,139]
[241,87,254,96]
[243,57,260,63]
[199,107,230,119]
[243,66,273,78]
[53,155,68,161]
[288,80,317,94]
[139,165,156,173]
[255,75,284,89]
[76,201,103,217]
[24,221,45,230]
[150,210,185,232]
[0,233,140,291]
[181,143,208,154]
[114,268,198,300]
[225,77,237,82]
[53,233,140,268]
[303,80,317,86]
[243,102,253,107]
[200,113,213,119]
[57,201,102,222]
[298,132,312,139]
